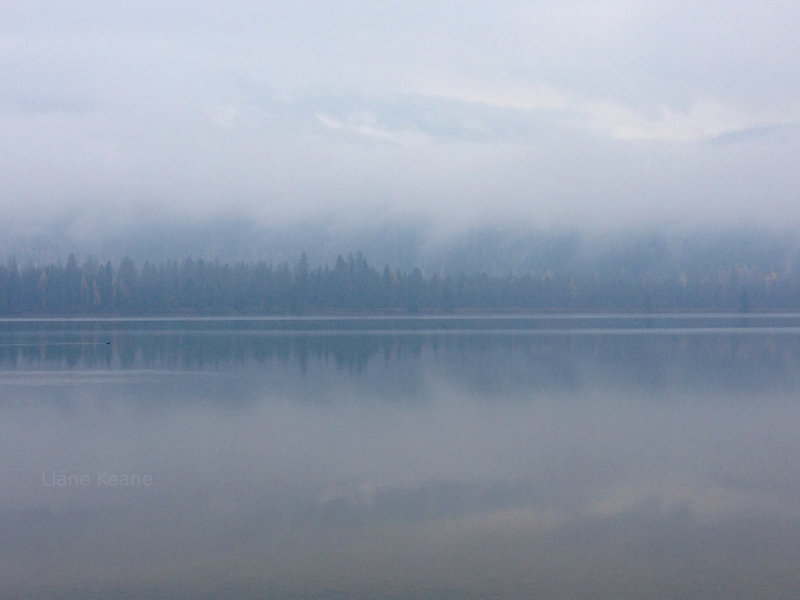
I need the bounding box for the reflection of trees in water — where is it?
[0,333,113,369]
[2,324,800,395]
[136,333,393,374]
[137,332,430,376]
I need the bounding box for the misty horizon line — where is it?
[2,241,800,316]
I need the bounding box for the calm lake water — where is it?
[2,315,800,599]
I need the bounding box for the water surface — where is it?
[2,316,800,599]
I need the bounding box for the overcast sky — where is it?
[2,0,799,240]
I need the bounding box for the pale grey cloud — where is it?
[1,0,799,241]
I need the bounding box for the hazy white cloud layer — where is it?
[2,0,799,236]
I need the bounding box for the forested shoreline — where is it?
[1,251,799,316]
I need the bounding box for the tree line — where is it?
[0,251,798,315]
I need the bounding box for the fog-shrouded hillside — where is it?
[4,217,799,276]
[2,221,799,315]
